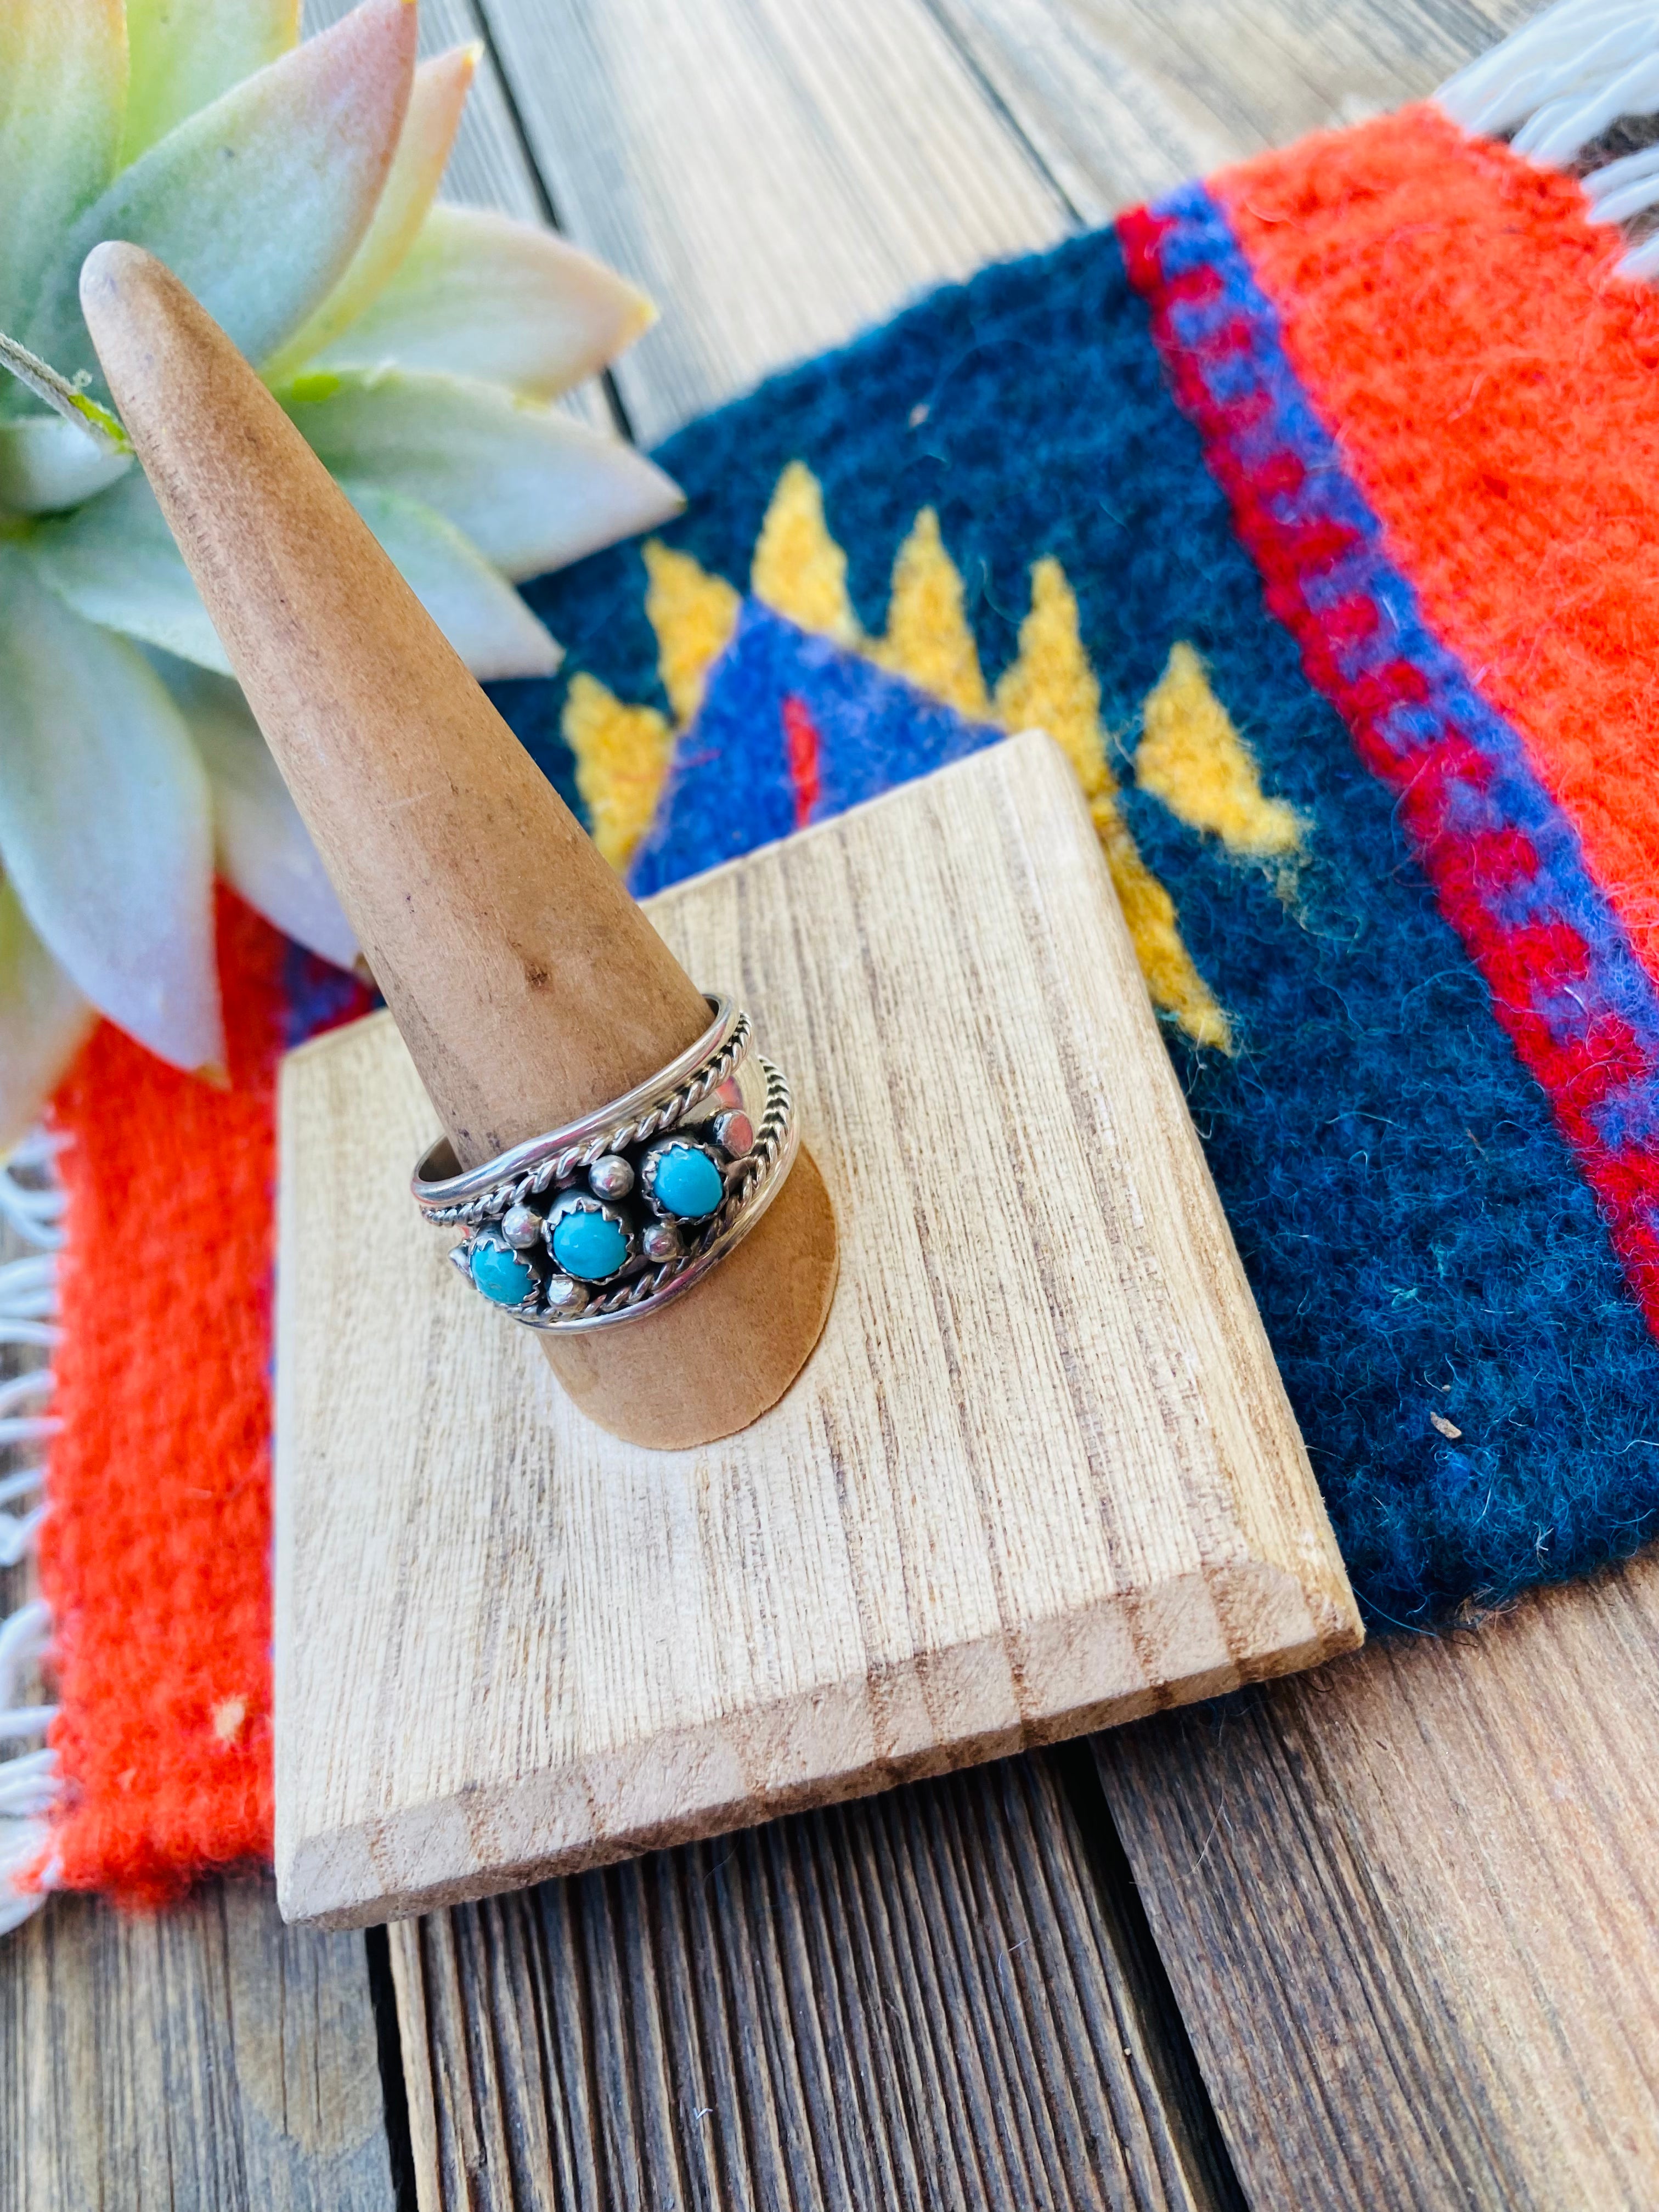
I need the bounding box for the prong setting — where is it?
[415,997,793,1329]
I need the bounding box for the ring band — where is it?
[411,994,798,1331]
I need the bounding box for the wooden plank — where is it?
[474,0,1071,442]
[1097,1551,1659,2208]
[923,0,1537,223]
[389,1748,1238,2210]
[274,732,1357,1927]
[0,1875,397,2211]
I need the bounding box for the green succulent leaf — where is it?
[32,466,561,684]
[0,549,222,1072]
[30,471,233,673]
[28,0,418,393]
[263,44,478,385]
[342,480,563,679]
[120,0,300,165]
[0,876,94,1154]
[155,656,358,970]
[283,368,684,580]
[0,0,126,342]
[0,415,132,514]
[311,204,656,400]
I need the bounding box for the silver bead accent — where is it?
[448,1241,474,1276]
[588,1152,635,1200]
[543,1274,590,1317]
[641,1218,682,1262]
[501,1202,543,1249]
[713,1108,754,1158]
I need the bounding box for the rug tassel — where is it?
[0,1133,64,1938]
[1440,0,1659,278]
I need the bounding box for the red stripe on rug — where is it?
[1214,104,1659,989]
[782,692,823,827]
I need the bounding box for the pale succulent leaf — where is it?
[0,0,125,340]
[29,0,417,392]
[312,205,656,399]
[0,417,132,514]
[283,369,683,580]
[342,479,562,678]
[0,550,222,1070]
[263,45,477,384]
[157,657,358,968]
[121,0,300,164]
[0,880,95,1153]
[29,472,233,674]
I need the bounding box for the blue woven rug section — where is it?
[493,226,1659,1628]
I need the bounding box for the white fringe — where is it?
[0,1135,63,1939]
[1438,0,1659,279]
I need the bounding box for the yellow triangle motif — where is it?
[562,673,674,873]
[996,562,1233,1052]
[565,464,1235,1053]
[1136,642,1303,864]
[868,508,990,716]
[751,460,860,645]
[643,539,741,726]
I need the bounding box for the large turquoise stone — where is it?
[652,1143,725,1219]
[552,1207,629,1282]
[470,1237,537,1308]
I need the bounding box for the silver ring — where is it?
[412,993,798,1331]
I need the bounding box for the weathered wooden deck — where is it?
[15,1,1659,2204]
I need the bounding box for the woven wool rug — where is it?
[9,83,1659,1916]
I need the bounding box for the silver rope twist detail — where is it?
[421,1012,753,1228]
[573,1058,792,1318]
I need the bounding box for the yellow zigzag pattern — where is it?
[566,464,1305,1053]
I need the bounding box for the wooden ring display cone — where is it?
[80,241,838,1450]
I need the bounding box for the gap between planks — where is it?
[386,1747,1248,2212]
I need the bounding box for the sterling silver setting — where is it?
[412,993,798,1332]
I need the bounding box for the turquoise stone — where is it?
[470,1237,537,1308]
[652,1143,725,1220]
[552,1206,629,1282]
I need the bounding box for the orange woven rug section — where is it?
[1218,106,1659,987]
[36,895,287,1903]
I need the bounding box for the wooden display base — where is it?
[273,731,1361,1927]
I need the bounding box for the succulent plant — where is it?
[0,0,680,1142]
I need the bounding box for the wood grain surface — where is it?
[476,0,1071,442]
[1098,1550,1659,2209]
[387,1748,1239,2212]
[274,732,1357,1926]
[0,1875,394,2211]
[926,0,1533,223]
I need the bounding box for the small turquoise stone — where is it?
[470,1237,537,1308]
[552,1207,629,1282]
[652,1143,725,1220]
